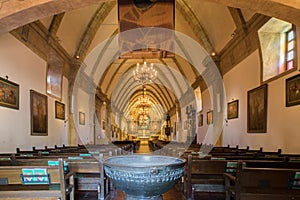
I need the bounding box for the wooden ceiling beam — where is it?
[228,7,248,34]
[48,13,65,37]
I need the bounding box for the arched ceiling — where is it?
[0,0,299,120]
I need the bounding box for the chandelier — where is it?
[133,61,157,85]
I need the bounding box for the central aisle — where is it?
[135,142,152,154]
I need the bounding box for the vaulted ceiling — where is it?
[1,0,299,120]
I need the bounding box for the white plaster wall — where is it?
[75,88,92,145]
[0,34,68,153]
[223,33,300,154]
[197,89,213,144]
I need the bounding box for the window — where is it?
[286,28,296,70]
[258,18,297,82]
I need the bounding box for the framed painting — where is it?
[79,112,85,125]
[0,77,19,109]
[102,120,106,130]
[227,100,239,120]
[198,112,203,127]
[55,101,65,120]
[174,122,177,136]
[46,64,63,100]
[286,74,300,107]
[247,84,268,133]
[183,120,188,130]
[30,90,48,136]
[207,111,213,125]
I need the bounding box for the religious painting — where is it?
[207,111,213,125]
[118,0,175,58]
[183,120,188,130]
[247,84,268,133]
[46,50,63,100]
[55,101,65,120]
[286,74,300,107]
[46,65,62,100]
[0,77,19,109]
[198,112,203,127]
[102,120,106,130]
[227,100,239,120]
[79,112,85,125]
[30,90,48,136]
[173,122,177,136]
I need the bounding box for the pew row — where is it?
[224,161,300,200]
[0,158,74,200]
[184,154,300,200]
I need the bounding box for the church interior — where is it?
[0,0,300,199]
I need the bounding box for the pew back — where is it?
[0,158,73,200]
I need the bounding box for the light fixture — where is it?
[133,61,157,85]
[135,86,152,127]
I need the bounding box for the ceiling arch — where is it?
[0,0,299,36]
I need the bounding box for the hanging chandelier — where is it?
[133,61,157,85]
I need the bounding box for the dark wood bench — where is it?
[184,154,228,199]
[67,155,110,200]
[0,158,74,200]
[184,154,300,200]
[224,161,300,200]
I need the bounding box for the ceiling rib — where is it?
[112,61,177,110]
[104,59,127,94]
[176,0,217,55]
[123,89,167,117]
[117,78,173,114]
[159,58,184,95]
[75,1,116,59]
[122,85,172,114]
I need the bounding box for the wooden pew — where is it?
[0,158,74,200]
[67,155,109,200]
[184,155,228,199]
[4,152,114,200]
[224,161,300,200]
[184,154,300,200]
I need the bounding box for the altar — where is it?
[139,136,150,144]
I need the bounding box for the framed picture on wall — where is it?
[247,84,268,133]
[286,74,300,107]
[0,77,19,109]
[79,112,85,125]
[30,90,48,136]
[207,111,213,125]
[174,122,177,136]
[227,100,239,120]
[46,64,63,100]
[55,101,65,120]
[198,112,203,127]
[183,120,188,130]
